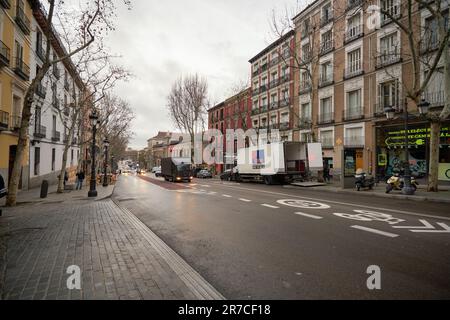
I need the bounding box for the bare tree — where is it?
[6,0,131,206]
[167,74,210,162]
[376,0,450,191]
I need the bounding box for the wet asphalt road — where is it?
[113,174,450,299]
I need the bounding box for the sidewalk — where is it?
[289,180,450,204]
[0,182,224,300]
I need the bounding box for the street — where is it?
[113,174,450,300]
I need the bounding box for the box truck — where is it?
[161,157,192,182]
[235,141,307,184]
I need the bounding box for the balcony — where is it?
[282,50,291,59]
[343,107,364,121]
[298,117,312,129]
[269,101,279,110]
[279,98,290,108]
[299,81,312,94]
[10,115,21,131]
[36,45,46,61]
[344,25,364,44]
[252,87,260,96]
[252,69,259,78]
[280,122,290,130]
[14,57,30,80]
[346,0,363,12]
[260,64,268,73]
[318,112,335,124]
[343,65,363,80]
[0,110,9,130]
[320,40,334,56]
[320,10,334,27]
[375,52,402,69]
[373,101,402,117]
[321,137,334,149]
[35,82,46,99]
[0,40,10,66]
[281,73,291,84]
[420,34,441,54]
[15,5,31,35]
[422,90,445,108]
[269,78,279,89]
[34,125,46,139]
[269,56,279,67]
[260,104,268,113]
[259,84,267,93]
[319,73,334,88]
[52,130,61,142]
[301,51,311,64]
[0,0,11,9]
[344,136,365,148]
[270,123,279,130]
[380,5,401,27]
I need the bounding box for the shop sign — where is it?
[385,127,450,147]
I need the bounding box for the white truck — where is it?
[235,141,307,184]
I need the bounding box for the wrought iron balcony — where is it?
[15,4,31,35]
[0,110,9,130]
[34,125,46,139]
[259,84,267,93]
[344,136,365,148]
[422,90,445,108]
[318,112,335,124]
[52,130,61,142]
[343,65,363,80]
[319,73,334,88]
[10,115,21,131]
[373,101,402,117]
[269,101,279,110]
[298,117,312,129]
[279,98,290,108]
[0,40,10,66]
[320,137,334,149]
[280,122,290,130]
[269,56,279,67]
[14,57,30,80]
[380,5,401,26]
[343,107,364,121]
[344,24,364,44]
[269,78,279,89]
[299,81,312,94]
[375,52,402,69]
[320,40,334,56]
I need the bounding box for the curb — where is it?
[111,198,225,300]
[286,185,450,204]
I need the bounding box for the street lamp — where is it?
[384,100,429,195]
[88,110,99,197]
[103,138,110,187]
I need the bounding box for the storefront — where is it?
[375,122,450,182]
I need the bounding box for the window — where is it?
[261,97,267,108]
[300,71,310,91]
[380,33,398,62]
[322,3,332,23]
[270,115,277,125]
[34,106,41,130]
[346,90,361,117]
[301,102,311,120]
[320,61,333,83]
[345,127,364,146]
[15,41,24,64]
[51,148,55,171]
[52,115,56,132]
[381,0,399,23]
[34,147,40,176]
[301,18,310,38]
[321,30,333,52]
[378,80,399,109]
[302,43,310,61]
[320,130,333,146]
[281,112,289,123]
[347,14,361,39]
[320,97,333,121]
[347,48,361,73]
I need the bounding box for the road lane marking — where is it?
[277,199,330,209]
[295,212,323,219]
[204,183,450,221]
[222,194,232,198]
[261,204,279,209]
[239,198,252,202]
[351,225,399,238]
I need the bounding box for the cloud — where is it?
[106,0,298,149]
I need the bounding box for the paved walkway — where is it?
[0,180,223,300]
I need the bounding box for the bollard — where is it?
[40,180,49,198]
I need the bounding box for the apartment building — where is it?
[208,88,252,173]
[0,0,34,190]
[249,30,296,143]
[27,4,83,188]
[292,0,450,182]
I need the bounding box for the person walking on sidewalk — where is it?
[76,170,85,190]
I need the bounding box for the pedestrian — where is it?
[63,170,68,187]
[323,161,330,183]
[76,170,85,190]
[0,173,7,216]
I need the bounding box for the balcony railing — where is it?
[301,50,311,64]
[52,130,61,142]
[373,101,402,117]
[0,40,10,66]
[0,0,11,9]
[422,90,445,108]
[34,125,46,139]
[279,98,290,108]
[299,81,312,94]
[252,87,260,96]
[298,117,312,129]
[320,10,334,27]
[421,34,441,53]
[35,83,46,98]
[259,84,267,93]
[344,136,365,148]
[320,137,334,148]
[260,104,268,113]
[270,101,279,110]
[269,78,279,89]
[343,107,364,120]
[319,73,334,87]
[15,5,31,35]
[282,50,291,59]
[318,112,335,124]
[269,56,279,67]
[280,122,290,130]
[252,69,259,77]
[375,52,401,68]
[344,24,363,44]
[10,115,21,130]
[346,0,363,11]
[14,57,30,80]
[260,64,268,73]
[380,5,401,26]
[320,40,334,56]
[344,65,363,79]
[0,110,9,130]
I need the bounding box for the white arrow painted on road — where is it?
[392,220,450,233]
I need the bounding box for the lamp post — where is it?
[88,111,99,197]
[384,99,429,195]
[103,138,110,187]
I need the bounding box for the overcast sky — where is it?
[105,0,306,150]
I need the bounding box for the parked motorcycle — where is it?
[385,173,419,193]
[355,170,375,191]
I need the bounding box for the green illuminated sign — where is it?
[385,127,450,147]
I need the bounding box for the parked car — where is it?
[192,167,205,178]
[197,169,213,179]
[220,167,238,181]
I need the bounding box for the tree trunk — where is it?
[5,95,33,206]
[427,120,441,192]
[57,142,71,193]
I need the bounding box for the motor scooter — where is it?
[355,169,375,191]
[386,173,418,193]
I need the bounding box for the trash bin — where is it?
[40,180,49,198]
